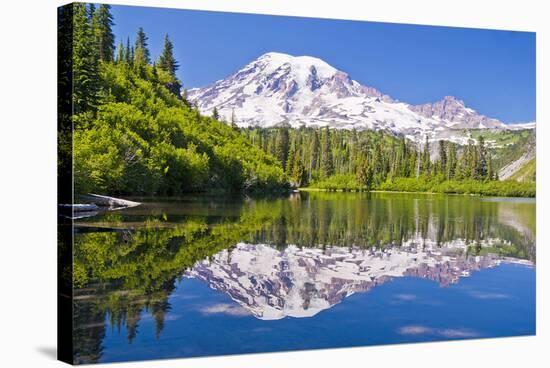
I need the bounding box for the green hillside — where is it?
[469,128,535,172]
[63,4,287,196]
[508,158,536,182]
[74,63,287,195]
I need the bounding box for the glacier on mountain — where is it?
[187,52,534,142]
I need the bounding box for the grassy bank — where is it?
[306,174,535,197]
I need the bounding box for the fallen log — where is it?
[75,194,141,209]
[59,194,141,219]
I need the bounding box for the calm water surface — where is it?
[72,192,536,364]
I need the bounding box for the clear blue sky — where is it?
[110,4,536,123]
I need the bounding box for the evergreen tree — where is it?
[309,130,320,180]
[456,144,468,180]
[467,139,476,179]
[212,107,220,120]
[446,142,457,179]
[357,159,374,191]
[275,127,290,169]
[231,109,237,126]
[87,3,96,22]
[291,152,306,187]
[181,89,190,106]
[157,34,182,95]
[438,140,447,175]
[158,34,178,75]
[415,146,421,179]
[286,141,296,175]
[399,137,409,177]
[130,46,135,64]
[116,41,125,63]
[476,135,488,180]
[72,3,100,114]
[92,4,115,62]
[125,37,132,64]
[421,135,431,177]
[487,154,494,181]
[134,27,151,65]
[320,127,334,178]
[151,63,159,83]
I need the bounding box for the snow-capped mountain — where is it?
[187,52,534,142]
[186,239,531,320]
[409,95,504,130]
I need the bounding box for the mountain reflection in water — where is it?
[70,192,535,364]
[187,240,532,320]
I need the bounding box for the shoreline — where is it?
[298,187,536,199]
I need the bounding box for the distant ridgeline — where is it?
[65,3,535,197]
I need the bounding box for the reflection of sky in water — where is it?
[100,263,534,363]
[72,193,536,363]
[185,241,532,320]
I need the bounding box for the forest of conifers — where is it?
[59,3,535,197]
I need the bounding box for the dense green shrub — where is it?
[74,63,288,195]
[307,176,535,197]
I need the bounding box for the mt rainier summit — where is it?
[187,52,533,142]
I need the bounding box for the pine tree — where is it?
[134,27,151,65]
[116,41,125,63]
[72,3,100,114]
[487,154,494,181]
[157,34,182,95]
[275,127,290,169]
[421,135,431,177]
[291,151,306,187]
[438,140,447,175]
[446,142,457,179]
[125,37,132,64]
[92,4,115,62]
[467,139,476,179]
[415,146,421,179]
[286,142,296,175]
[399,137,409,177]
[320,127,334,178]
[158,34,178,75]
[88,3,96,22]
[230,109,238,129]
[456,145,468,180]
[130,46,135,63]
[212,107,220,120]
[357,159,374,190]
[181,89,190,106]
[151,63,159,83]
[476,135,488,180]
[309,130,320,180]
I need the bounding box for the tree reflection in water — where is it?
[71,192,535,363]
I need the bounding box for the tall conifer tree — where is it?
[422,135,431,177]
[438,140,447,175]
[134,27,151,64]
[158,34,178,75]
[157,34,182,95]
[212,107,220,120]
[275,127,290,169]
[116,41,125,63]
[320,127,334,178]
[72,3,100,113]
[92,4,115,62]
[125,37,132,64]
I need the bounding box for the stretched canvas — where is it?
[58,2,536,365]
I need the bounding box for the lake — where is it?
[71,192,536,364]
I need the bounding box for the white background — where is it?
[0,0,548,367]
